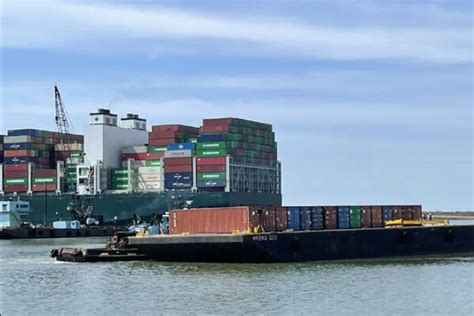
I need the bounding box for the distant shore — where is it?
[425,211,474,220]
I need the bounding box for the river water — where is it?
[1,236,473,315]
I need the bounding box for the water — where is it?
[1,237,473,315]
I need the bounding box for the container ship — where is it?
[0,109,282,224]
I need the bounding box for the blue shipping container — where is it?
[287,207,301,230]
[197,134,226,142]
[4,143,29,150]
[300,207,312,230]
[167,143,195,151]
[164,172,192,181]
[310,207,324,230]
[164,181,192,189]
[197,180,226,188]
[382,206,394,221]
[337,206,351,229]
[7,129,39,137]
[4,156,39,164]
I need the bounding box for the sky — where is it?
[1,0,473,210]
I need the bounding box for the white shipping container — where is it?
[137,182,163,191]
[164,149,193,158]
[4,135,33,144]
[121,145,148,154]
[138,167,162,174]
[138,175,162,182]
[55,143,83,151]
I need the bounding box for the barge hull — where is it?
[126,225,474,263]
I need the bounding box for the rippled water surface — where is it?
[1,237,473,315]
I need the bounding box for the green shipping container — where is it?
[5,178,27,185]
[112,183,136,190]
[197,172,226,181]
[148,146,167,153]
[146,160,162,167]
[350,206,362,228]
[70,152,83,158]
[197,142,226,151]
[112,169,137,176]
[197,148,227,157]
[33,177,56,184]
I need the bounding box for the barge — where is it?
[52,224,474,263]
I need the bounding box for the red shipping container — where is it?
[32,169,57,177]
[371,206,383,227]
[38,158,49,165]
[146,152,164,160]
[3,170,28,178]
[197,164,226,173]
[151,124,198,134]
[32,184,57,192]
[4,150,35,158]
[202,118,232,127]
[412,205,422,221]
[164,157,192,166]
[149,130,179,139]
[148,138,178,146]
[324,206,338,229]
[197,157,226,166]
[3,164,29,172]
[257,206,277,232]
[170,206,276,234]
[164,165,193,173]
[361,206,372,228]
[201,125,230,134]
[121,153,148,161]
[4,184,28,193]
[275,207,288,231]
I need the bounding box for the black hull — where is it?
[55,225,474,263]
[0,226,125,239]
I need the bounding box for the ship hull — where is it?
[1,191,282,225]
[0,226,125,239]
[55,225,474,263]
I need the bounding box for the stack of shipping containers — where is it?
[148,124,198,191]
[169,204,424,235]
[111,169,137,190]
[197,118,279,193]
[0,135,4,164]
[121,145,148,169]
[148,125,199,148]
[164,143,194,190]
[55,142,85,191]
[2,129,82,193]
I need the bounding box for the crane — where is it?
[54,85,75,192]
[55,86,94,220]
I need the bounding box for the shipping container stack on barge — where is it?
[0,109,282,225]
[52,205,474,263]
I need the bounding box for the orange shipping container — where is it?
[169,206,279,235]
[4,150,33,158]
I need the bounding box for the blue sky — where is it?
[2,0,472,210]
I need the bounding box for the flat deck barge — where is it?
[53,224,474,263]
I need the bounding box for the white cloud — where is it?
[2,0,472,63]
